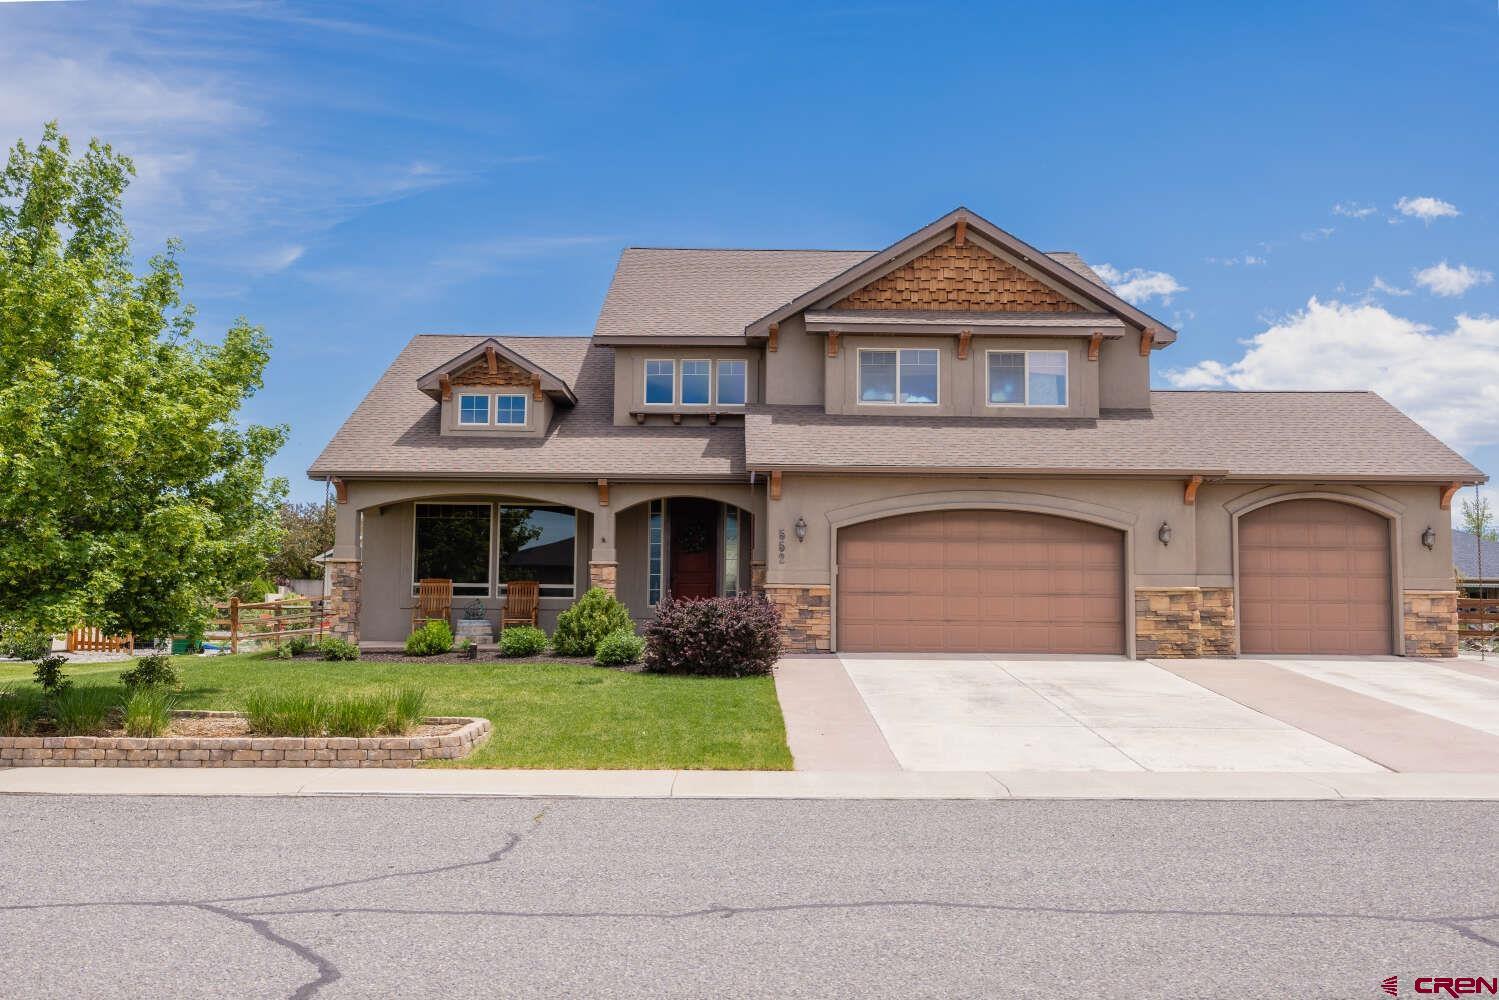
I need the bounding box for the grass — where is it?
[0,654,792,770]
[122,688,175,738]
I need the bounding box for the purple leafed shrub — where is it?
[643,595,781,677]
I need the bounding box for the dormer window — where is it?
[645,359,675,405]
[458,394,489,425]
[681,360,711,405]
[495,394,527,425]
[859,348,939,406]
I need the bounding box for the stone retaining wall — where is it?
[0,712,490,768]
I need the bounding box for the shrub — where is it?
[499,626,548,658]
[326,694,388,737]
[33,654,71,695]
[287,637,312,656]
[643,595,781,677]
[552,587,633,657]
[594,627,645,667]
[50,686,117,736]
[243,691,328,736]
[273,644,293,660]
[388,687,428,734]
[319,637,360,661]
[123,688,175,738]
[120,654,179,690]
[0,685,44,737]
[1,628,52,662]
[404,619,453,657]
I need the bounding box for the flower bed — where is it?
[0,711,490,768]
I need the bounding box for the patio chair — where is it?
[501,580,540,629]
[413,578,453,630]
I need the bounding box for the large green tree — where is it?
[0,123,287,639]
[266,500,335,581]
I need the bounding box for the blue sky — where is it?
[3,0,1497,508]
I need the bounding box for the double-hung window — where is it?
[987,350,1068,407]
[859,348,939,405]
[681,360,711,405]
[645,360,675,405]
[716,360,747,406]
[495,394,527,425]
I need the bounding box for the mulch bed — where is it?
[22,714,466,739]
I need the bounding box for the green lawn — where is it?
[0,653,793,770]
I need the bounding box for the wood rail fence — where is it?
[1458,597,1499,647]
[210,597,332,654]
[65,628,134,654]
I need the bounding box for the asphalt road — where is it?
[1,796,1497,999]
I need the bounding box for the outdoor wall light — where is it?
[1157,521,1172,546]
[794,516,808,542]
[1422,525,1436,550]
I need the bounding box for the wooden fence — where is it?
[65,628,134,654]
[1458,597,1499,648]
[210,597,332,654]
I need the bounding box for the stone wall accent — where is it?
[1403,590,1458,658]
[589,561,618,594]
[325,558,361,643]
[1198,586,1238,657]
[1134,586,1240,658]
[750,561,767,597]
[835,239,1085,313]
[764,584,831,653]
[0,713,491,768]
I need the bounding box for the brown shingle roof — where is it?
[743,392,1486,481]
[308,335,745,480]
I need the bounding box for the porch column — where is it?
[325,497,361,642]
[750,495,769,596]
[588,506,618,595]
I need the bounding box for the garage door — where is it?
[836,510,1124,654]
[1239,499,1391,655]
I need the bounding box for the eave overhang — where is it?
[803,309,1127,338]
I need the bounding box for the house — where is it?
[309,207,1485,658]
[1456,528,1499,599]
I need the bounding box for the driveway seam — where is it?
[993,659,1152,772]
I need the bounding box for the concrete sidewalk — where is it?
[4,767,1499,799]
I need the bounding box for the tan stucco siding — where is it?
[1098,334,1151,410]
[763,314,822,406]
[610,345,761,426]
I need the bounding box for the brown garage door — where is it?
[1239,499,1391,655]
[836,509,1124,654]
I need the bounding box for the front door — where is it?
[669,499,719,600]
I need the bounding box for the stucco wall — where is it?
[610,345,761,426]
[762,314,822,406]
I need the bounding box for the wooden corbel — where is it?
[1440,481,1464,511]
[769,470,782,501]
[1139,327,1156,356]
[631,411,646,425]
[597,479,609,507]
[768,322,779,353]
[1088,332,1103,361]
[531,374,543,402]
[826,331,840,357]
[438,373,452,401]
[331,478,348,504]
[956,330,972,360]
[485,344,497,374]
[671,412,682,425]
[1183,475,1203,506]
[707,412,718,425]
[954,217,967,246]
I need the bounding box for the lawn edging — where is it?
[0,711,491,768]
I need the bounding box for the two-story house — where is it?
[310,208,1484,658]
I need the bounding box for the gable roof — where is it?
[414,337,577,405]
[743,207,1177,345]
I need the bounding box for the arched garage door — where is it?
[836,510,1125,654]
[1238,499,1392,655]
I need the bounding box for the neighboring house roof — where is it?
[743,391,1486,481]
[1455,528,1499,581]
[309,335,745,480]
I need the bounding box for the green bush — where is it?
[287,637,312,656]
[51,686,116,736]
[123,688,175,738]
[1,628,52,662]
[243,691,329,736]
[594,627,645,667]
[241,688,429,737]
[33,654,70,695]
[0,685,44,736]
[318,637,360,661]
[273,644,293,660]
[120,654,178,690]
[404,619,453,657]
[499,626,548,658]
[326,695,388,737]
[552,587,633,657]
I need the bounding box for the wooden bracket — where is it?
[331,477,348,504]
[956,330,972,360]
[671,412,682,425]
[1139,328,1156,356]
[826,331,840,357]
[768,322,779,352]
[532,374,543,402]
[707,411,718,425]
[1088,332,1103,361]
[438,373,452,401]
[769,470,782,501]
[954,217,967,246]
[631,411,646,425]
[597,479,609,507]
[1440,481,1464,511]
[1184,475,1203,506]
[485,344,497,374]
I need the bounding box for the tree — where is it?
[1462,490,1496,588]
[266,501,335,581]
[0,123,287,640]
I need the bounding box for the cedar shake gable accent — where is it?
[415,337,577,406]
[834,239,1086,313]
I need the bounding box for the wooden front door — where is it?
[669,499,719,600]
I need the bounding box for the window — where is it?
[987,350,1069,407]
[645,360,675,405]
[495,394,527,425]
[647,499,664,605]
[722,507,741,597]
[858,349,939,405]
[414,503,491,596]
[458,394,489,425]
[717,360,747,406]
[498,506,576,598]
[681,360,711,405]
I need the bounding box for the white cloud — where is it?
[1207,254,1267,267]
[1396,195,1460,222]
[1163,298,1499,450]
[1093,263,1186,305]
[1332,202,1378,218]
[1370,276,1412,297]
[1301,226,1335,241]
[1414,261,1493,297]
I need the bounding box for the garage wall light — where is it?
[1421,525,1436,550]
[1157,521,1172,546]
[794,516,808,542]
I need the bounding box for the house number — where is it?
[777,528,786,564]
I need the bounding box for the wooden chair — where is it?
[413,578,453,630]
[501,580,540,629]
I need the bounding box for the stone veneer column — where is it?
[1133,587,1200,658]
[589,561,618,595]
[1403,590,1458,657]
[1198,587,1238,657]
[763,585,831,653]
[750,561,767,597]
[325,559,362,643]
